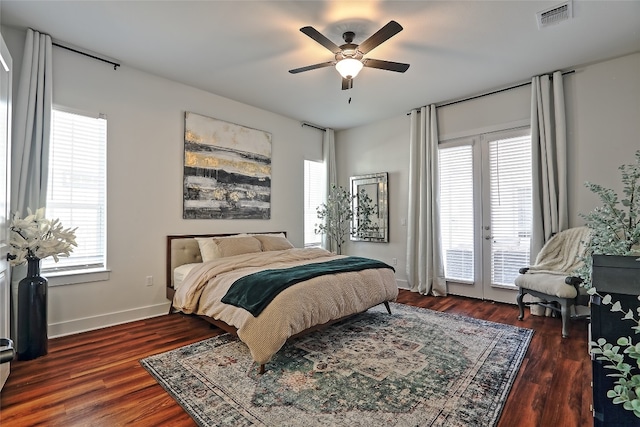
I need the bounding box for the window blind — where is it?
[439,144,474,281]
[43,109,107,272]
[304,160,324,247]
[488,135,532,286]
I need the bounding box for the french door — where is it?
[439,127,532,304]
[0,33,12,391]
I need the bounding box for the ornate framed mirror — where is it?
[350,172,388,242]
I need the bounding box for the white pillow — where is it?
[195,237,219,262]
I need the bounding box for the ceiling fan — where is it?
[289,20,410,90]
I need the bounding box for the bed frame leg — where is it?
[168,303,174,315]
[384,301,392,314]
[258,364,265,375]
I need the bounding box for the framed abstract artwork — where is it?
[183,112,272,219]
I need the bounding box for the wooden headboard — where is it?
[166,232,287,299]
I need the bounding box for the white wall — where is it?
[2,26,323,336]
[335,114,411,285]
[336,52,640,289]
[567,53,640,223]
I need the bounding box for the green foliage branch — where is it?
[577,150,640,418]
[315,185,379,254]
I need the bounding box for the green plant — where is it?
[315,185,378,254]
[577,150,640,418]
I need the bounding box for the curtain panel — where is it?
[406,106,446,296]
[321,128,337,252]
[530,71,568,257]
[11,28,53,216]
[9,28,53,347]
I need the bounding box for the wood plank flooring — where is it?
[0,290,592,426]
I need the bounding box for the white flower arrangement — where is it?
[8,207,77,266]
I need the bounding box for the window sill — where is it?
[44,268,111,287]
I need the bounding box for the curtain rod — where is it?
[410,69,575,113]
[301,122,326,132]
[52,41,120,70]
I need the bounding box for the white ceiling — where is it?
[1,1,639,130]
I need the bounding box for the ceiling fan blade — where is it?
[357,20,403,54]
[341,77,353,90]
[363,58,410,73]
[289,61,335,74]
[300,26,342,54]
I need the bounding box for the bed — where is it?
[166,232,399,373]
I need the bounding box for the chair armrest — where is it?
[519,267,530,274]
[565,276,583,286]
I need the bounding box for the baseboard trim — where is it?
[396,279,409,289]
[48,303,170,338]
[48,279,410,338]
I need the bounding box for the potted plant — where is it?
[576,150,640,422]
[315,185,378,254]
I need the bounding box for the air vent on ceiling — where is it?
[537,1,573,29]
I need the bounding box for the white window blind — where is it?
[439,144,474,282]
[304,160,324,247]
[489,135,532,286]
[43,108,107,272]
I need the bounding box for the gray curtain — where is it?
[10,28,53,345]
[406,106,446,296]
[530,71,568,257]
[321,128,337,252]
[11,28,52,215]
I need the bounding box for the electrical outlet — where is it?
[145,276,153,287]
[392,258,397,266]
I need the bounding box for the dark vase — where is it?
[17,256,48,360]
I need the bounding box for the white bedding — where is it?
[173,247,398,365]
[173,263,200,290]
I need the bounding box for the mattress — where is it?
[173,263,200,290]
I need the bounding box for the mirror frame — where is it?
[350,172,389,243]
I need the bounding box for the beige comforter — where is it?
[173,247,398,364]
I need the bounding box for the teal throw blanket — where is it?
[221,256,394,316]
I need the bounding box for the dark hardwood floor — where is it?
[0,289,592,426]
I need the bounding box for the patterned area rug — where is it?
[140,303,532,427]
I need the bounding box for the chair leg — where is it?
[383,301,392,314]
[560,299,570,338]
[517,288,526,320]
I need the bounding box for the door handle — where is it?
[0,338,15,364]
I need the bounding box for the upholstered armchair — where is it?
[515,226,591,338]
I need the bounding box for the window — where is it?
[42,108,107,274]
[303,160,324,248]
[439,144,474,282]
[487,135,532,286]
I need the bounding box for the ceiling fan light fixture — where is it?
[335,58,363,79]
[291,21,408,89]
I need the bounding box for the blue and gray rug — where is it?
[141,303,532,426]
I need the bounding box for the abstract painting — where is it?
[183,112,271,219]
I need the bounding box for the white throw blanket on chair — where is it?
[526,226,591,317]
[527,226,591,275]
